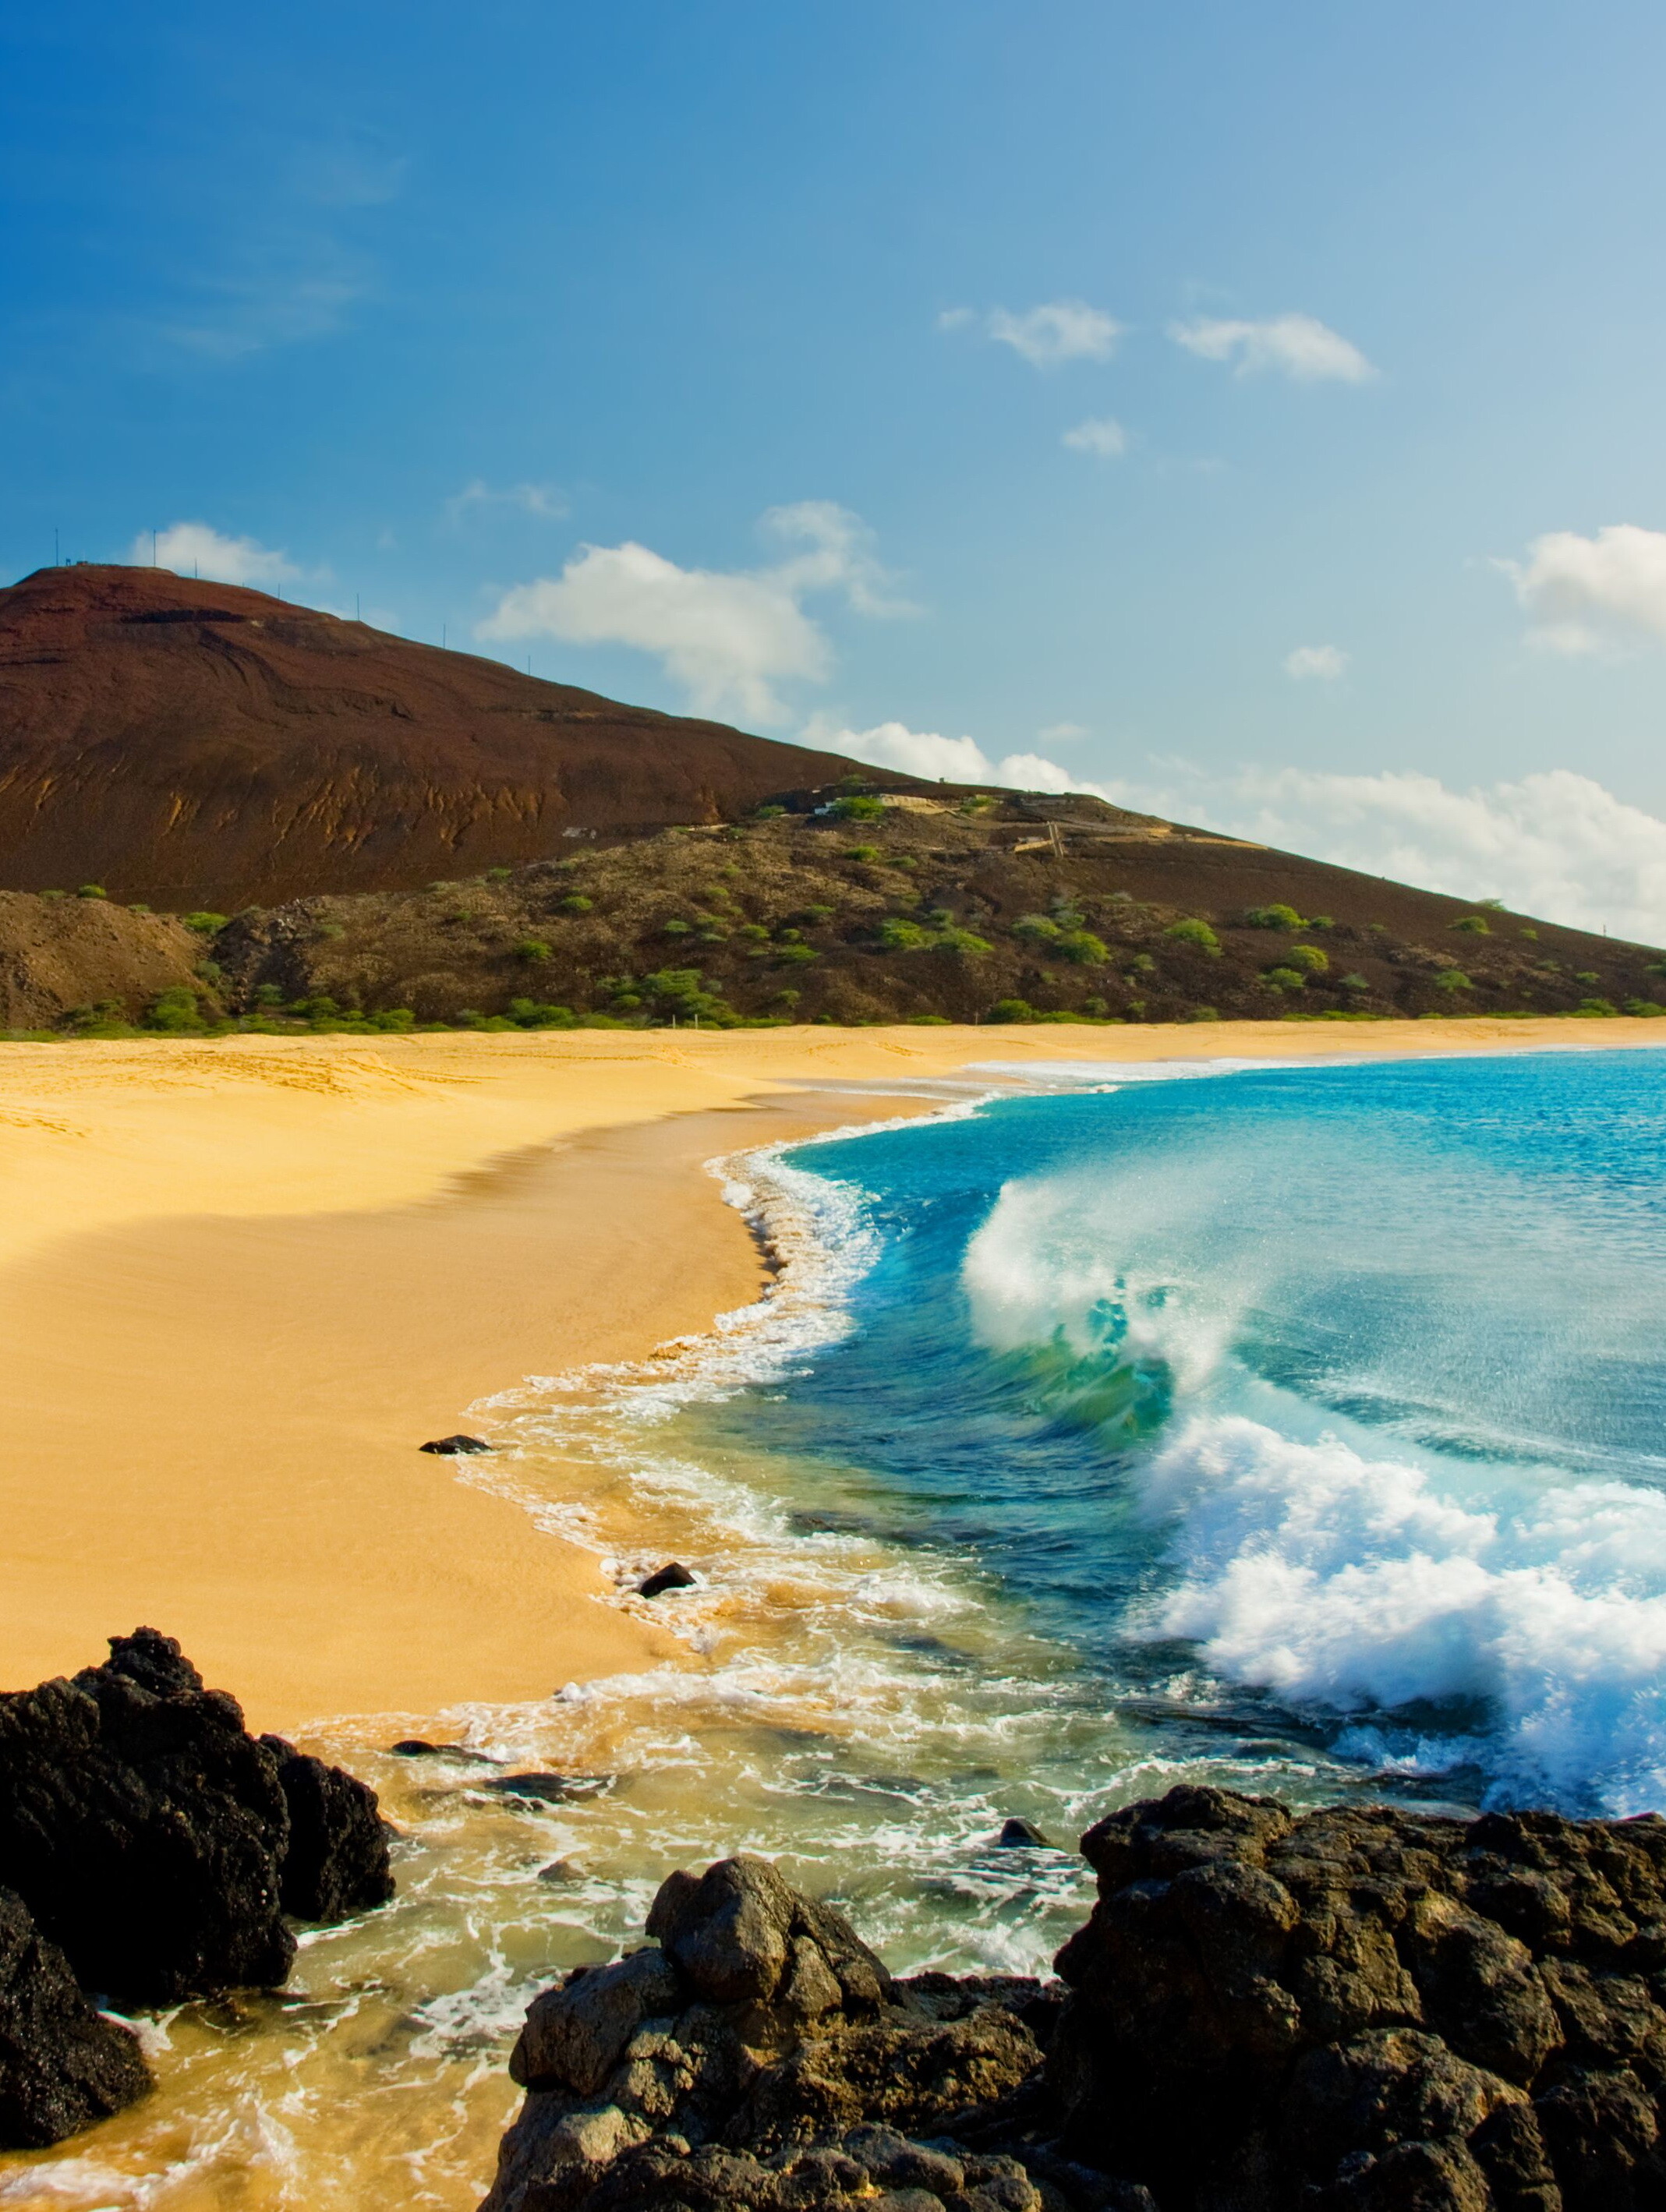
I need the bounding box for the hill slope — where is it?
[0,565,882,907]
[5,790,1658,1034]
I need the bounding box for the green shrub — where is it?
[989,998,1036,1023]
[934,927,992,956]
[184,911,228,933]
[1575,970,1600,985]
[558,893,593,913]
[892,854,918,870]
[514,938,552,962]
[662,918,692,936]
[1126,952,1155,975]
[1057,930,1109,965]
[801,903,836,922]
[1519,928,1538,941]
[373,1008,416,1031]
[1262,966,1307,993]
[1186,1006,1221,1021]
[1307,915,1334,931]
[1165,919,1220,954]
[879,917,934,950]
[829,794,885,820]
[1450,915,1492,934]
[145,987,205,1033]
[1286,943,1329,975]
[1340,972,1371,992]
[485,867,513,882]
[774,943,821,965]
[844,845,882,862]
[752,804,787,820]
[1576,998,1619,1016]
[253,984,285,1006]
[910,1012,953,1023]
[1246,903,1303,930]
[38,889,65,901]
[1623,998,1666,1017]
[737,922,771,941]
[127,903,150,913]
[1434,968,1473,992]
[1012,913,1061,942]
[77,884,107,900]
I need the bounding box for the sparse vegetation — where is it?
[1246,903,1304,930]
[184,911,228,934]
[1450,915,1492,934]
[1165,919,1220,954]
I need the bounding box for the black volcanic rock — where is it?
[484,1800,1666,2212]
[0,1628,394,2008]
[0,1885,150,2149]
[260,1737,394,1923]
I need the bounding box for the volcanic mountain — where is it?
[0,564,890,908]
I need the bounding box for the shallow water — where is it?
[10,1047,1666,2208]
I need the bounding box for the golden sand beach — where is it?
[0,1016,1655,1732]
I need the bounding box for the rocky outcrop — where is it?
[0,1886,150,2148]
[486,1796,1666,2212]
[481,1856,1046,2212]
[0,1629,394,2009]
[1049,1783,1666,2209]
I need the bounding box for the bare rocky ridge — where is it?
[0,565,886,909]
[484,1797,1666,2212]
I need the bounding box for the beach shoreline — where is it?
[2,1016,1659,1733]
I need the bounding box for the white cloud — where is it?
[1038,720,1088,744]
[133,522,301,587]
[1500,524,1666,655]
[1092,761,1666,945]
[1062,415,1127,458]
[477,504,911,726]
[945,299,1121,369]
[1284,644,1349,680]
[446,479,568,522]
[804,716,1117,800]
[1169,313,1374,383]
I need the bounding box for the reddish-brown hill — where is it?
[0,565,889,908]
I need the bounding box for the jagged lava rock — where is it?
[0,1885,150,2149]
[1049,1782,1666,2210]
[0,1628,394,2006]
[483,1855,1046,2212]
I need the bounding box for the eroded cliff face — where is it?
[0,566,872,907]
[484,1793,1666,2212]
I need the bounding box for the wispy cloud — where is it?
[476,504,913,726]
[1169,312,1374,383]
[942,299,1123,369]
[1062,415,1127,458]
[133,521,302,587]
[445,479,569,523]
[1284,644,1349,680]
[1498,524,1666,655]
[1037,720,1088,744]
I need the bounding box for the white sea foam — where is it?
[1138,1413,1666,1814]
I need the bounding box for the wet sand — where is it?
[0,1018,1655,1731]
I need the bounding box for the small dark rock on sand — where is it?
[637,1563,697,1599]
[391,1739,501,1764]
[996,1818,1052,1850]
[420,1433,494,1454]
[486,1774,607,1807]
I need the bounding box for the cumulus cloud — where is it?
[477,504,911,726]
[1169,313,1374,383]
[1500,524,1666,655]
[941,299,1122,369]
[1062,415,1127,458]
[134,522,301,587]
[1284,644,1349,680]
[804,716,1114,800]
[446,479,568,522]
[1093,761,1666,945]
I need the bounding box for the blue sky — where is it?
[8,3,1666,935]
